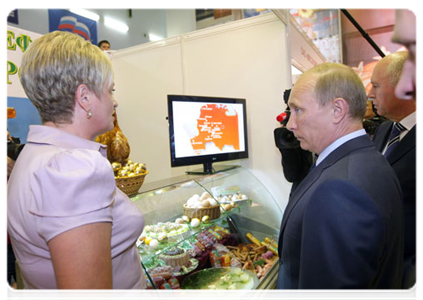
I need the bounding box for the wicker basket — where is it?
[115,171,148,196]
[183,203,221,220]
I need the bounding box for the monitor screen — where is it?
[167,94,248,174]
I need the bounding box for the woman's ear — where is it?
[75,84,91,112]
[332,98,348,124]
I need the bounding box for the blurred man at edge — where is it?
[390,9,416,287]
[391,9,416,100]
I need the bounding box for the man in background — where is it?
[369,51,416,288]
[98,40,111,51]
[274,89,313,194]
[277,62,404,289]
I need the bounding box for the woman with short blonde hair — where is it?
[8,31,146,289]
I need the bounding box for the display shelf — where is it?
[136,214,232,267]
[133,183,253,267]
[129,167,282,290]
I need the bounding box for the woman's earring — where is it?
[86,109,92,119]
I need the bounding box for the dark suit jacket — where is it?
[277,135,404,289]
[372,121,416,287]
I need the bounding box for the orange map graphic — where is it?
[191,104,239,154]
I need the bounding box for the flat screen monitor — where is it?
[167,94,249,174]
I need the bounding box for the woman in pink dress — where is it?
[7,31,146,289]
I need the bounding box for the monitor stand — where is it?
[186,163,239,175]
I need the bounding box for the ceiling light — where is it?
[69,9,100,22]
[291,65,302,75]
[149,33,163,42]
[104,17,129,33]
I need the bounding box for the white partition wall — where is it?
[111,13,292,211]
[111,38,185,176]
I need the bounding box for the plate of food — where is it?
[181,267,258,290]
[158,247,199,276]
[172,258,199,277]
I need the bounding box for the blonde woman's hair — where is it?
[306,62,367,120]
[19,31,114,124]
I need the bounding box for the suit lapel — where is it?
[373,121,392,152]
[278,135,374,254]
[279,165,321,232]
[387,125,416,164]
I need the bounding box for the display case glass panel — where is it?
[130,167,282,289]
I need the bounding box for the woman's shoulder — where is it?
[29,148,116,220]
[43,148,112,176]
[32,148,114,206]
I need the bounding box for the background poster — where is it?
[195,9,214,21]
[290,9,341,63]
[7,26,43,143]
[48,9,98,45]
[196,9,237,30]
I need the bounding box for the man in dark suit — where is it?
[369,51,416,288]
[274,89,313,194]
[277,63,403,289]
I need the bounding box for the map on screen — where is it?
[173,102,245,158]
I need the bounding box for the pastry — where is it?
[159,248,190,268]
[142,222,189,239]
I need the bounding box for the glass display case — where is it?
[130,166,283,290]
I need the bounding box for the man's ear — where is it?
[332,98,348,124]
[75,84,91,112]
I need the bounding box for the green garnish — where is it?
[253,259,265,267]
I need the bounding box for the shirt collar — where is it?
[397,111,416,130]
[26,125,107,158]
[316,129,366,166]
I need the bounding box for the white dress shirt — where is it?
[316,129,367,166]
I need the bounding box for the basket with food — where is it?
[183,192,221,220]
[115,172,148,196]
[95,112,148,196]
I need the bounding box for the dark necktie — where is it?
[309,154,318,172]
[384,122,406,158]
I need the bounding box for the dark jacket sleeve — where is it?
[299,179,384,288]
